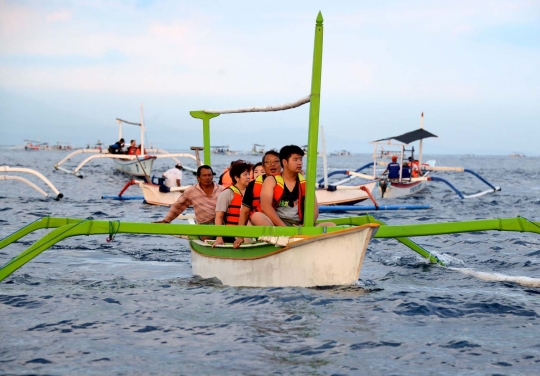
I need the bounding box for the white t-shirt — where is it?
[163,168,182,187]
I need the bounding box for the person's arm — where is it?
[176,179,181,187]
[156,192,190,223]
[260,177,286,226]
[212,212,226,248]
[232,205,252,249]
[212,190,232,248]
[238,205,250,226]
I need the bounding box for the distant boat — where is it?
[330,150,352,156]
[347,112,501,200]
[211,145,230,155]
[509,153,526,158]
[251,144,265,155]
[54,105,200,178]
[23,140,48,151]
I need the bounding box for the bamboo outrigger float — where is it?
[0,166,63,200]
[1,13,538,288]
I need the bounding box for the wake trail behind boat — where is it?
[447,267,540,288]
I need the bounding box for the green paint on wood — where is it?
[190,111,220,166]
[304,12,324,227]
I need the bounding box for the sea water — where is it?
[1,148,539,375]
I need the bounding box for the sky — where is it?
[0,0,539,155]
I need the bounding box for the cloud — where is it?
[46,9,72,22]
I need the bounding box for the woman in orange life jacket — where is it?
[212,160,252,249]
[232,150,282,249]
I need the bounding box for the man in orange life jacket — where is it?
[232,150,282,248]
[126,139,138,155]
[255,145,334,228]
[409,157,423,177]
[213,160,252,248]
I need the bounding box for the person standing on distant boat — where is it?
[153,165,224,225]
[108,138,125,154]
[212,160,252,248]
[381,155,401,180]
[159,163,183,192]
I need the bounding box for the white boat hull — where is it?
[112,157,156,177]
[137,181,377,207]
[316,182,376,205]
[379,179,429,199]
[379,160,435,199]
[140,182,182,206]
[190,224,378,287]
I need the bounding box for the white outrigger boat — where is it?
[346,113,501,199]
[0,166,63,200]
[54,105,200,178]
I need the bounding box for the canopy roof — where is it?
[372,128,438,144]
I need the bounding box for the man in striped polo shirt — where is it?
[154,165,224,224]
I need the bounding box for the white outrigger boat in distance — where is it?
[54,104,201,179]
[346,113,501,199]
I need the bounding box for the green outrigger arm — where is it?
[2,215,539,282]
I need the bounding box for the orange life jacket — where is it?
[127,146,137,155]
[220,168,233,188]
[411,161,420,177]
[225,185,243,225]
[249,174,266,218]
[272,174,306,221]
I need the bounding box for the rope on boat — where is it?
[203,95,310,114]
[106,220,121,242]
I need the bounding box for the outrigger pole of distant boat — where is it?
[54,104,201,178]
[0,166,63,200]
[1,13,537,288]
[344,113,501,199]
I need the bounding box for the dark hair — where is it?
[196,165,213,177]
[253,162,263,170]
[229,160,251,184]
[119,138,125,143]
[262,149,279,163]
[279,145,304,166]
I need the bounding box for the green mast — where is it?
[190,111,220,166]
[303,12,324,227]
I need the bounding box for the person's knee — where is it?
[251,212,272,226]
[316,222,336,227]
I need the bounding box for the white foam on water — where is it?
[448,267,540,288]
